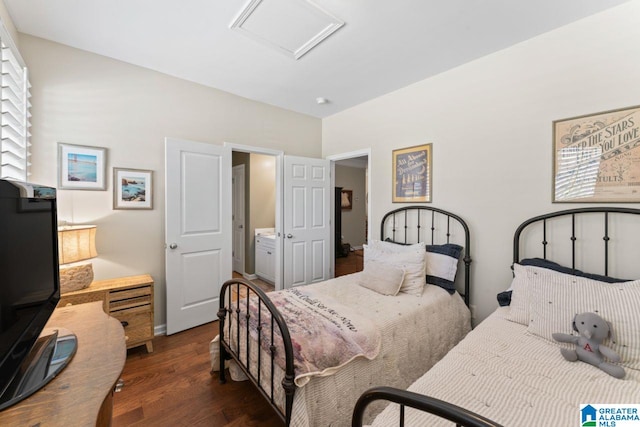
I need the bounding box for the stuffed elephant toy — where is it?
[552,312,625,379]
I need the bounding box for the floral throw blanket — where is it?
[238,286,381,387]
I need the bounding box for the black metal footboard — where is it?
[217,278,295,425]
[352,387,503,427]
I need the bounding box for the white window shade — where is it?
[0,21,30,182]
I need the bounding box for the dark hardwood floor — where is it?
[335,248,363,277]
[113,258,362,426]
[112,321,284,427]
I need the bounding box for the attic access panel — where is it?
[230,0,344,60]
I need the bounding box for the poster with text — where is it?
[553,105,640,202]
[393,143,432,203]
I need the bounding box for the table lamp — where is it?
[58,225,97,293]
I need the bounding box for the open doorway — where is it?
[331,153,369,278]
[228,144,333,291]
[228,145,364,287]
[231,150,279,293]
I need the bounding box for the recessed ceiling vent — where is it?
[230,0,344,60]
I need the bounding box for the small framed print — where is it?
[58,143,107,190]
[341,189,353,210]
[392,143,432,203]
[113,168,153,210]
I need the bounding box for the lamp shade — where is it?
[58,225,97,265]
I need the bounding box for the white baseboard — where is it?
[243,273,258,280]
[154,324,166,336]
[352,245,363,250]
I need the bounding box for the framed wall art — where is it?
[113,168,153,210]
[341,189,353,210]
[392,143,432,203]
[553,105,640,203]
[58,143,107,190]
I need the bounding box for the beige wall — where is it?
[335,165,367,248]
[248,153,276,272]
[232,153,277,275]
[21,34,322,329]
[323,2,640,322]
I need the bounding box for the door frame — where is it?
[232,164,246,275]
[225,142,284,290]
[326,148,372,276]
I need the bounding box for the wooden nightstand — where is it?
[59,274,155,352]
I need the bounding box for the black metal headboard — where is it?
[513,207,640,278]
[380,206,471,306]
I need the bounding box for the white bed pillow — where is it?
[369,239,462,294]
[507,263,548,325]
[424,244,462,294]
[508,263,634,326]
[527,272,640,370]
[357,262,405,296]
[368,239,424,254]
[363,243,426,296]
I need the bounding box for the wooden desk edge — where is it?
[0,302,126,426]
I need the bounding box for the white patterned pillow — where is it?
[363,243,426,296]
[507,263,599,325]
[370,239,462,293]
[527,272,640,370]
[507,263,544,325]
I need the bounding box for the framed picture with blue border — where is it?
[392,143,432,203]
[113,167,153,210]
[57,142,107,190]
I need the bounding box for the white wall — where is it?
[322,2,640,322]
[0,1,18,45]
[21,34,322,328]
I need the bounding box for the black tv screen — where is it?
[0,179,61,408]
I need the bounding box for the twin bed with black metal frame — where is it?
[214,205,473,426]
[352,207,640,427]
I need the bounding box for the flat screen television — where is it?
[0,179,77,411]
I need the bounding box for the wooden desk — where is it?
[0,302,126,427]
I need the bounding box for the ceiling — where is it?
[4,0,631,118]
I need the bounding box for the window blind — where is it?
[0,21,30,182]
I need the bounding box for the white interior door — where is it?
[165,138,231,335]
[283,156,331,287]
[232,164,245,274]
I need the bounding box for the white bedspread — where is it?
[212,272,471,427]
[370,307,640,427]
